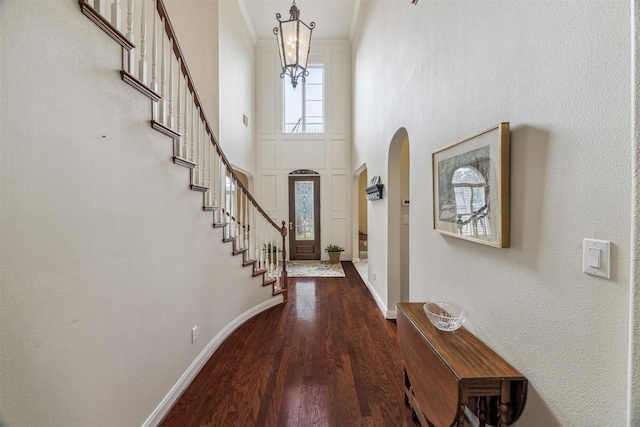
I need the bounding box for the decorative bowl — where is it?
[423,302,466,332]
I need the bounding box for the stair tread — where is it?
[253,269,267,277]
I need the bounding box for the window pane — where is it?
[283,65,324,133]
[295,181,315,240]
[306,85,322,100]
[284,81,303,132]
[306,67,323,84]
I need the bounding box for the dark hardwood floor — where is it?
[160,262,418,426]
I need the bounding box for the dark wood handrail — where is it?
[155,0,282,232]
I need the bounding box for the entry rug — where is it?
[285,261,345,278]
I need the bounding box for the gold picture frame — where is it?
[432,123,510,248]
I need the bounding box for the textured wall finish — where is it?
[0,1,276,425]
[629,1,640,424]
[351,1,631,425]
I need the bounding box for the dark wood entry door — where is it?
[288,175,321,260]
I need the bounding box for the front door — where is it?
[288,175,321,260]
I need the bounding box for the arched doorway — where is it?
[388,129,410,311]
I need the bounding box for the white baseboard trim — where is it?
[363,279,396,320]
[142,296,283,427]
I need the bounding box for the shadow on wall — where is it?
[516,384,563,426]
[509,125,550,269]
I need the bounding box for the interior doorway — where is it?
[388,129,410,308]
[288,172,321,260]
[358,169,368,259]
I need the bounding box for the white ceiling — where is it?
[240,0,359,41]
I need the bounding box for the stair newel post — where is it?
[281,220,288,299]
[159,18,166,125]
[167,37,174,130]
[111,0,122,32]
[126,0,135,76]
[137,0,147,82]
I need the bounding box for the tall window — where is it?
[283,65,324,133]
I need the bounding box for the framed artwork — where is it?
[432,123,510,248]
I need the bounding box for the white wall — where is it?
[164,0,220,138]
[218,0,256,173]
[255,40,352,260]
[352,1,631,425]
[0,1,278,425]
[629,0,640,423]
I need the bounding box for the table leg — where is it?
[498,381,511,427]
[477,396,487,427]
[458,404,466,426]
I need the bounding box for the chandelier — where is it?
[273,0,315,89]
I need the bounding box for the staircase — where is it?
[78,0,288,300]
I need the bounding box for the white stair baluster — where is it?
[94,0,102,15]
[244,193,249,250]
[111,0,121,31]
[190,101,195,164]
[217,155,223,223]
[126,0,135,75]
[196,114,201,186]
[260,217,265,271]
[211,150,217,214]
[228,170,233,238]
[137,0,147,82]
[200,122,205,187]
[167,39,174,130]
[236,179,241,240]
[249,202,254,260]
[175,61,182,158]
[208,141,213,206]
[159,20,166,125]
[150,8,157,93]
[182,79,189,160]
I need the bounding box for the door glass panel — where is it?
[295,181,315,240]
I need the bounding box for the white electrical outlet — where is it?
[192,326,198,343]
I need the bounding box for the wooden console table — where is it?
[397,303,527,427]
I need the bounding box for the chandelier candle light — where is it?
[274,0,315,89]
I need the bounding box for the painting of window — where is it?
[452,165,491,238]
[432,123,510,248]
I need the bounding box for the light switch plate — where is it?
[583,239,610,279]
